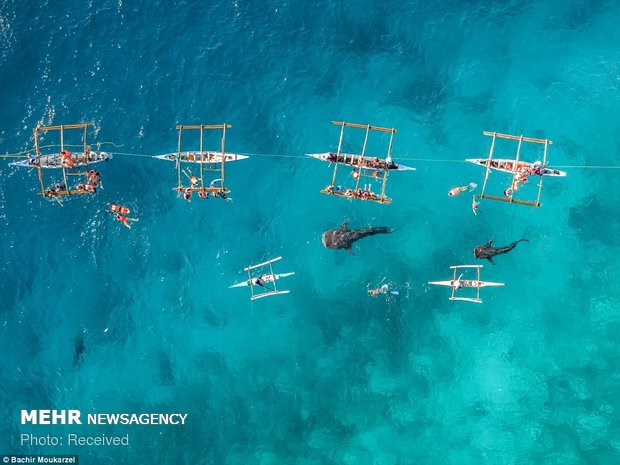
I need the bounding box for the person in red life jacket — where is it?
[60,150,74,168]
[115,213,138,229]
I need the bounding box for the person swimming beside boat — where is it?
[368,284,399,297]
[183,169,199,187]
[198,189,208,199]
[114,213,138,229]
[183,188,192,202]
[448,182,477,197]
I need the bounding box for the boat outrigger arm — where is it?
[319,120,401,205]
[230,256,294,300]
[428,265,504,304]
[169,124,238,197]
[471,131,558,208]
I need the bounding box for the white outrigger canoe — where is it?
[466,158,566,177]
[429,265,504,303]
[307,152,416,171]
[155,151,249,164]
[231,256,294,301]
[428,279,505,288]
[10,151,111,169]
[229,272,295,289]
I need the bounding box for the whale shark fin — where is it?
[341,219,349,231]
[346,246,354,254]
[487,256,495,265]
[486,239,493,246]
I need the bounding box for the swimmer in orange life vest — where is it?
[114,213,139,229]
[448,182,477,197]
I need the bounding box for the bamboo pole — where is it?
[34,127,45,195]
[199,125,205,191]
[330,123,345,188]
[60,126,70,195]
[483,131,552,145]
[220,123,226,189]
[332,121,397,134]
[176,126,182,190]
[478,194,540,207]
[535,139,549,206]
[480,132,496,198]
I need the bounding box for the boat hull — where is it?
[466,158,566,177]
[230,272,295,288]
[428,280,504,288]
[155,151,249,164]
[10,151,111,169]
[307,152,415,171]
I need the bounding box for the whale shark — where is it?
[473,238,528,264]
[322,220,391,252]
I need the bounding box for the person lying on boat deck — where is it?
[183,188,192,202]
[253,275,269,287]
[183,169,199,186]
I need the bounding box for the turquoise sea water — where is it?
[1,0,620,463]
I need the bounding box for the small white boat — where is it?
[307,152,416,171]
[154,151,249,164]
[10,151,111,169]
[231,256,294,300]
[229,272,295,289]
[466,158,566,177]
[428,279,505,288]
[428,265,504,303]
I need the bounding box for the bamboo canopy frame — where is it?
[34,123,97,198]
[173,124,233,197]
[320,120,397,205]
[475,131,553,208]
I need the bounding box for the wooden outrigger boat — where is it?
[154,151,248,164]
[307,152,415,171]
[230,256,294,301]
[10,150,110,168]
[25,123,104,202]
[318,121,406,205]
[429,265,504,303]
[470,131,563,208]
[167,124,239,200]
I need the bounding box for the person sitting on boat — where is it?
[115,213,138,229]
[60,150,74,168]
[183,188,192,202]
[530,160,544,175]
